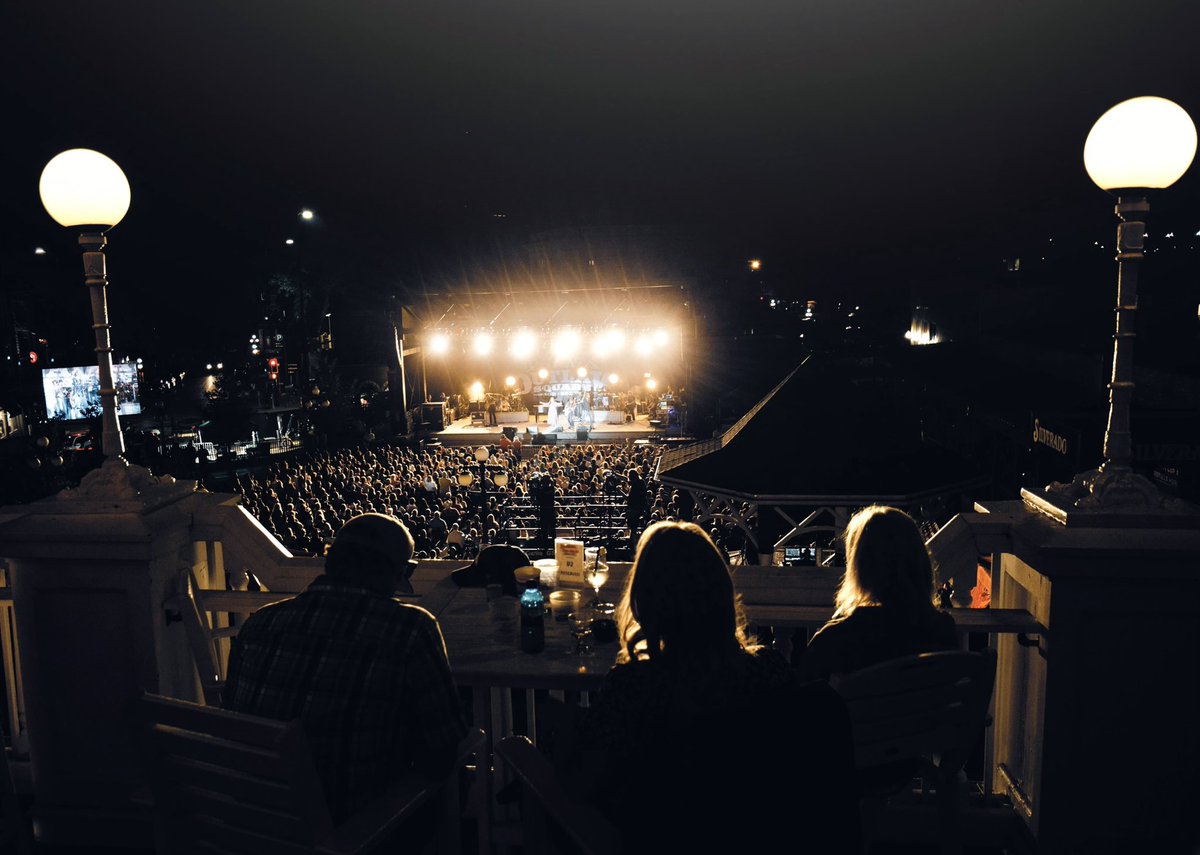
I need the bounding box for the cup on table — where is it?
[569,609,594,655]
[487,588,520,646]
[548,590,581,623]
[592,601,617,644]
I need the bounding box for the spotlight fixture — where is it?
[429,333,450,355]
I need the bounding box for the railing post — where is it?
[0,460,207,847]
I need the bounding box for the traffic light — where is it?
[267,357,279,382]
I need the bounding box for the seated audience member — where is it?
[222,513,466,824]
[800,505,956,682]
[561,521,860,853]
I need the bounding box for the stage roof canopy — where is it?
[656,355,988,503]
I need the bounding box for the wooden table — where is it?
[422,577,618,692]
[419,576,620,850]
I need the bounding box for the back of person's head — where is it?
[325,513,415,594]
[835,505,935,621]
[617,521,752,664]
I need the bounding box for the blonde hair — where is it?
[616,521,757,664]
[834,505,937,622]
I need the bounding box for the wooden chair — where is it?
[495,736,620,855]
[139,692,484,855]
[831,649,998,855]
[496,677,863,855]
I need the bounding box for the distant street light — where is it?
[1029,96,1196,516]
[300,209,315,221]
[749,258,762,271]
[39,149,131,458]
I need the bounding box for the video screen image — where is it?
[42,364,141,419]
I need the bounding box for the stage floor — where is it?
[435,414,661,446]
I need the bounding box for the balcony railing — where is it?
[0,494,1048,852]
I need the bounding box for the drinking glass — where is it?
[570,610,594,655]
[586,561,609,603]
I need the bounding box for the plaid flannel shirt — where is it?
[222,575,466,823]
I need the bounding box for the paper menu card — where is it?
[555,538,587,587]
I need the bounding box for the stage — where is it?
[434,413,663,446]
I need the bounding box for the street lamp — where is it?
[39,149,131,458]
[458,445,507,511]
[1026,96,1196,517]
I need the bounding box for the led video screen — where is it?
[42,364,141,420]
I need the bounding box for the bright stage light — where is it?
[653,329,669,347]
[537,367,549,380]
[645,378,658,391]
[511,330,536,360]
[504,375,516,388]
[634,335,653,356]
[473,332,494,356]
[552,329,580,360]
[429,333,450,355]
[577,366,588,379]
[592,328,625,357]
[469,381,484,400]
[608,373,619,385]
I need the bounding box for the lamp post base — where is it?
[1022,464,1200,528]
[57,455,196,511]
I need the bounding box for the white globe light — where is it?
[39,149,131,228]
[1084,96,1197,191]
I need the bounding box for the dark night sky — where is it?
[2,1,1199,363]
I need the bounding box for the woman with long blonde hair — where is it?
[801,505,956,681]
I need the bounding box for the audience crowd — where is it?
[234,442,757,560]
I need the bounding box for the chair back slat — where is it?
[178,783,312,843]
[182,814,316,855]
[842,682,974,724]
[142,692,288,745]
[163,757,294,811]
[149,725,292,782]
[853,722,965,767]
[836,655,982,697]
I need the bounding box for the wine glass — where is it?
[586,560,609,604]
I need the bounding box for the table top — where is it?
[423,577,618,690]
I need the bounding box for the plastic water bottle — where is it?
[520,580,545,654]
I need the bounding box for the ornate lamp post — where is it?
[458,445,509,513]
[1025,97,1196,519]
[39,149,131,459]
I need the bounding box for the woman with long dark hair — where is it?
[565,521,860,852]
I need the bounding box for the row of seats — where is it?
[134,647,995,855]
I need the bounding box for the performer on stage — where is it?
[544,397,561,432]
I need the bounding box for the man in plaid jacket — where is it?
[223,513,466,823]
